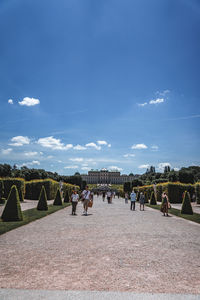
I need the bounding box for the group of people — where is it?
[125,190,145,211]
[70,185,93,216]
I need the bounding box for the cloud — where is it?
[138,102,148,107]
[149,98,164,105]
[1,148,13,155]
[8,99,13,104]
[73,144,87,150]
[151,145,159,151]
[97,140,107,145]
[47,155,53,159]
[158,162,171,171]
[108,144,111,148]
[22,160,40,167]
[64,165,78,169]
[82,163,88,167]
[109,166,123,171]
[174,167,180,171]
[139,164,150,169]
[85,142,101,150]
[156,90,170,96]
[24,151,38,156]
[81,166,91,171]
[37,136,73,150]
[131,144,147,149]
[123,154,135,158]
[18,97,40,106]
[9,136,30,146]
[69,158,83,162]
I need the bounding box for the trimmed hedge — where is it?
[181,191,193,215]
[195,183,200,204]
[37,186,48,211]
[53,189,62,205]
[64,190,70,203]
[25,179,59,200]
[1,185,23,221]
[0,178,25,202]
[150,191,157,205]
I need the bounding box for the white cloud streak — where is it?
[109,166,123,171]
[138,102,147,107]
[123,154,135,158]
[1,148,13,155]
[131,144,147,150]
[24,151,38,156]
[158,162,171,171]
[8,99,13,104]
[18,97,40,106]
[138,164,150,169]
[97,140,107,145]
[9,136,30,147]
[73,144,87,150]
[69,158,83,162]
[64,165,78,169]
[37,136,73,150]
[85,142,101,150]
[149,98,164,105]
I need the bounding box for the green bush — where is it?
[1,185,23,221]
[156,184,163,202]
[64,190,70,203]
[53,189,62,205]
[195,183,200,204]
[0,178,25,201]
[150,191,157,205]
[181,191,193,215]
[37,186,48,211]
[0,180,4,199]
[144,192,149,203]
[25,179,59,200]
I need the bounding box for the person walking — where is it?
[161,192,169,216]
[139,192,145,211]
[102,191,106,201]
[130,189,136,210]
[125,192,129,204]
[107,190,112,203]
[81,185,91,216]
[71,190,79,215]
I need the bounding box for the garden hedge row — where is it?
[0,178,25,201]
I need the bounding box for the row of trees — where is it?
[0,164,86,189]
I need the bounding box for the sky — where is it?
[0,0,200,175]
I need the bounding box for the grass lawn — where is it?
[146,203,200,224]
[0,203,71,235]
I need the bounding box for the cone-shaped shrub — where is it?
[64,190,70,203]
[1,185,23,221]
[53,189,62,206]
[181,191,193,215]
[144,192,149,203]
[136,192,140,202]
[37,186,48,211]
[150,191,157,205]
[18,188,24,202]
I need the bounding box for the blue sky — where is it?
[0,0,200,175]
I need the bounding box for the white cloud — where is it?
[97,140,107,145]
[139,164,150,169]
[69,158,83,162]
[47,155,53,159]
[73,144,87,150]
[151,145,159,151]
[123,154,135,158]
[18,97,40,106]
[149,98,164,105]
[85,142,101,150]
[1,148,13,155]
[174,167,180,171]
[158,162,171,171]
[81,166,91,171]
[156,90,170,96]
[82,163,88,167]
[109,166,123,171]
[108,144,111,148]
[8,99,13,104]
[57,160,62,163]
[37,136,73,150]
[131,144,147,150]
[138,102,148,107]
[64,165,78,169]
[24,151,38,156]
[9,136,30,147]
[39,152,43,155]
[22,160,40,167]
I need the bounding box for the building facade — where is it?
[81,169,138,184]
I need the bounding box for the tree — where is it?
[179,171,194,184]
[37,186,48,211]
[1,185,23,221]
[124,182,132,193]
[181,191,193,215]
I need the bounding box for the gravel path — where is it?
[0,197,200,294]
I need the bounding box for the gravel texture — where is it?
[0,196,200,294]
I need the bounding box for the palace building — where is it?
[81,169,138,184]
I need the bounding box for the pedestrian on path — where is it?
[130,189,136,210]
[125,192,129,204]
[139,192,145,211]
[81,186,91,216]
[107,190,112,203]
[71,190,79,215]
[102,191,106,201]
[161,192,169,216]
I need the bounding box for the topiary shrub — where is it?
[2,178,25,199]
[53,189,62,205]
[195,183,200,204]
[144,192,149,203]
[1,185,23,221]
[150,191,157,205]
[156,184,163,202]
[181,191,193,215]
[37,186,48,211]
[64,190,70,203]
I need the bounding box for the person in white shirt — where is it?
[130,189,136,211]
[107,190,112,204]
[71,190,79,215]
[81,186,91,216]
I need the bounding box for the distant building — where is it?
[81,169,138,184]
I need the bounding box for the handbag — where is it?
[88,200,93,207]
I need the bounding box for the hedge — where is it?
[37,186,48,211]
[195,183,200,204]
[25,179,60,200]
[0,178,25,202]
[1,185,23,221]
[181,191,193,215]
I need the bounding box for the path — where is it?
[0,196,200,296]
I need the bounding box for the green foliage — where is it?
[144,192,149,203]
[179,170,195,184]
[25,179,59,200]
[181,191,193,215]
[0,180,4,199]
[195,183,200,204]
[64,190,70,203]
[0,178,25,199]
[37,186,48,211]
[123,182,132,193]
[1,185,23,222]
[53,189,62,205]
[156,184,163,202]
[150,191,157,205]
